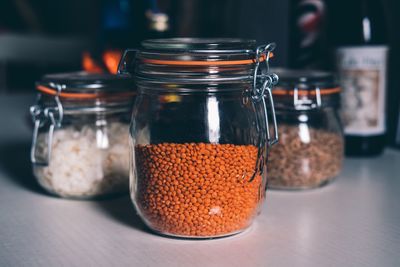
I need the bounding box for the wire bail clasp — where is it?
[248,43,279,182]
[30,84,64,166]
[293,86,322,109]
[251,43,279,146]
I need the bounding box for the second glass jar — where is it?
[267,69,344,190]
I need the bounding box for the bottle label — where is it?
[336,46,388,136]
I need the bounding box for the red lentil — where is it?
[133,143,266,238]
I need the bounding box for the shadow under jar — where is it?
[30,72,136,199]
[268,69,344,190]
[119,38,279,238]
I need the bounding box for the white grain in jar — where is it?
[30,72,135,199]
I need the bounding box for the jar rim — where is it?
[272,86,341,96]
[37,71,135,99]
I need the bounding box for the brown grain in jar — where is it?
[268,124,343,189]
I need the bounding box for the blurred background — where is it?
[0,0,399,150]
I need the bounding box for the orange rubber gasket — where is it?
[142,53,273,66]
[272,87,341,96]
[36,85,136,99]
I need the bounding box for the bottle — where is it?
[289,0,328,69]
[335,0,388,156]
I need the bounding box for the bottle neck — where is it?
[359,0,387,45]
[332,0,387,47]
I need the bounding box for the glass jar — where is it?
[30,72,136,199]
[119,38,279,238]
[267,69,344,190]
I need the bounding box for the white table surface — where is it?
[1,94,400,267]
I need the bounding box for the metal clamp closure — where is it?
[30,85,64,166]
[248,43,279,182]
[293,86,322,109]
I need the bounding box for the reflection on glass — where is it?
[207,96,221,143]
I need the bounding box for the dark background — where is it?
[0,0,399,146]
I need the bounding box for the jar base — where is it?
[146,224,254,240]
[35,173,129,200]
[268,176,336,191]
[38,182,129,200]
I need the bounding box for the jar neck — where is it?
[273,95,340,110]
[135,60,255,90]
[136,80,252,94]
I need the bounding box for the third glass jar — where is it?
[30,72,135,199]
[268,69,344,190]
[119,38,279,238]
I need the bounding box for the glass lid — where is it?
[37,71,135,99]
[271,68,340,109]
[125,38,273,88]
[141,38,257,53]
[272,69,338,91]
[137,38,262,65]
